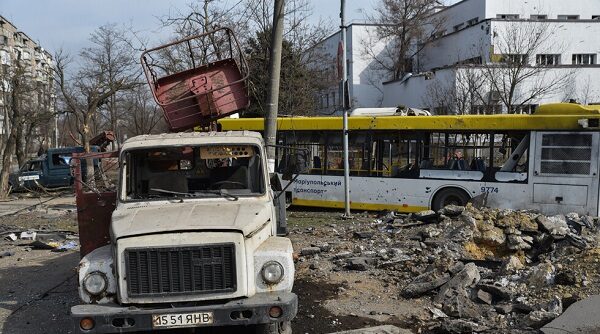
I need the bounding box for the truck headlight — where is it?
[83,272,108,296]
[261,261,284,284]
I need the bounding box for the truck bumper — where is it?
[71,292,297,333]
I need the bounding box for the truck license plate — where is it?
[152,312,214,328]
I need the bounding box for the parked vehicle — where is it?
[219,103,600,216]
[70,131,300,333]
[9,146,93,191]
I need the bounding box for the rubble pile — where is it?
[293,204,600,333]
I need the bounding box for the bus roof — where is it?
[219,103,600,132]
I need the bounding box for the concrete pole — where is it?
[264,0,285,173]
[341,0,352,218]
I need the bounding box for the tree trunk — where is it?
[15,121,26,167]
[0,133,16,199]
[82,113,96,187]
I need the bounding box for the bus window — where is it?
[278,131,326,175]
[540,133,592,175]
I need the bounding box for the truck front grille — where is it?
[125,243,236,297]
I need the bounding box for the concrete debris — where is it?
[19,231,37,240]
[537,215,569,239]
[346,257,377,271]
[301,247,322,256]
[293,203,600,332]
[542,295,600,334]
[501,255,524,273]
[402,270,451,298]
[476,289,493,305]
[411,210,438,222]
[353,231,375,239]
[427,306,448,319]
[327,325,410,334]
[4,233,17,241]
[529,262,556,286]
[438,205,464,217]
[0,250,15,258]
[441,318,488,333]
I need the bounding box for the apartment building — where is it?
[0,14,55,144]
[382,0,600,114]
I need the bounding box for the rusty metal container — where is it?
[141,27,249,132]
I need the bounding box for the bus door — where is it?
[531,132,599,215]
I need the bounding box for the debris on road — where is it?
[292,204,600,332]
[4,232,17,241]
[327,325,410,334]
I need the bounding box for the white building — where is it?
[383,0,600,114]
[310,23,390,115]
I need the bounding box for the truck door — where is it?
[46,152,73,187]
[531,132,599,215]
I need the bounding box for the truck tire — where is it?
[432,187,470,212]
[254,321,292,334]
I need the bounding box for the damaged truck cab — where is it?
[71,131,297,333]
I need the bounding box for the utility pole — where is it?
[340,0,352,218]
[264,0,285,173]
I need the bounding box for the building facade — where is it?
[0,14,55,150]
[383,0,600,114]
[310,23,390,115]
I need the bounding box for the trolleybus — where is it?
[219,103,600,216]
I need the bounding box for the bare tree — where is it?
[0,56,37,196]
[121,86,166,136]
[54,24,139,154]
[481,21,576,113]
[424,66,490,115]
[367,0,445,81]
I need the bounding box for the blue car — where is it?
[9,146,98,192]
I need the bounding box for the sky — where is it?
[0,0,378,59]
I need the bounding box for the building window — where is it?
[510,104,538,114]
[572,54,597,65]
[530,14,547,20]
[536,54,561,66]
[0,35,7,46]
[497,14,520,19]
[558,15,580,20]
[593,15,600,20]
[499,54,528,64]
[471,105,502,115]
[453,23,464,31]
[467,17,479,26]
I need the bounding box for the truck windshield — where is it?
[122,145,265,200]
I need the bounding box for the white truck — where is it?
[70,131,298,333]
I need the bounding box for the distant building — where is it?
[309,23,390,115]
[382,0,600,114]
[0,14,55,149]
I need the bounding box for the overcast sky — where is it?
[0,0,377,58]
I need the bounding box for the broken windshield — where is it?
[121,144,265,201]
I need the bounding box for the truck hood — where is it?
[111,200,272,240]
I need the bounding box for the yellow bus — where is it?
[219,103,600,215]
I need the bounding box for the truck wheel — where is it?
[432,187,470,212]
[254,321,292,334]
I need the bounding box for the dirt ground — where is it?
[0,196,415,334]
[4,196,598,333]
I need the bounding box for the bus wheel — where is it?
[432,188,470,211]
